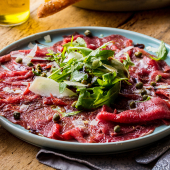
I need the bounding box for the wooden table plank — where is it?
[0,0,170,169]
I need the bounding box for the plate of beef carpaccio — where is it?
[0,27,170,153]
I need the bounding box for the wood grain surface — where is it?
[0,0,170,169]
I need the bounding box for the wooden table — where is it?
[0,0,170,169]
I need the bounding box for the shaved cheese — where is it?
[64,81,87,87]
[144,85,170,89]
[47,61,60,68]
[146,46,158,53]
[44,35,51,43]
[63,52,83,63]
[22,44,38,64]
[3,87,22,94]
[32,57,48,61]
[20,104,29,111]
[11,50,47,62]
[21,82,31,86]
[28,42,35,49]
[90,119,99,126]
[3,87,14,93]
[1,65,11,71]
[14,89,22,94]
[72,119,85,128]
[103,64,117,72]
[115,46,134,58]
[29,77,76,98]
[11,51,25,58]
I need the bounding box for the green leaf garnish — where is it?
[62,111,81,117]
[75,82,120,110]
[70,70,88,81]
[123,54,135,70]
[150,41,168,61]
[47,38,132,110]
[32,68,41,76]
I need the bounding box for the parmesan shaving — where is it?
[146,46,158,53]
[29,77,76,98]
[89,119,99,126]
[72,119,85,128]
[47,61,60,68]
[3,87,22,94]
[11,51,25,58]
[115,46,134,58]
[22,44,38,64]
[20,104,29,111]
[28,42,35,49]
[63,52,83,63]
[21,82,31,86]
[44,35,52,43]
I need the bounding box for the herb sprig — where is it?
[47,37,134,110]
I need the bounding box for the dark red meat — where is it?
[0,33,170,143]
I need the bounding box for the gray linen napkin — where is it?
[36,135,170,170]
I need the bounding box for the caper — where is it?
[37,69,42,74]
[156,75,162,82]
[27,62,34,67]
[143,95,148,100]
[53,113,60,122]
[81,80,87,84]
[87,83,92,88]
[13,111,20,120]
[41,72,47,77]
[151,81,156,86]
[129,101,136,109]
[92,59,100,69]
[141,89,147,96]
[84,30,92,37]
[134,51,142,58]
[114,125,121,133]
[15,57,22,63]
[36,64,42,71]
[71,101,77,108]
[135,82,143,89]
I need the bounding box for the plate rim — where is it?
[1,26,170,152]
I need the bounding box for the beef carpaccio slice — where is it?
[0,33,170,143]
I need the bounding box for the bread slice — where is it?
[37,0,81,18]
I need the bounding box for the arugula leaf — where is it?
[96,50,114,60]
[75,37,87,47]
[59,82,67,93]
[71,70,88,81]
[123,54,135,70]
[84,41,113,62]
[68,47,92,56]
[93,83,120,107]
[76,83,120,109]
[97,72,117,86]
[103,64,117,73]
[150,41,168,61]
[76,89,94,109]
[32,68,41,76]
[92,59,102,69]
[110,59,129,78]
[62,111,81,117]
[92,69,106,77]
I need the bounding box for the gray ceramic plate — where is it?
[74,0,170,11]
[0,27,170,153]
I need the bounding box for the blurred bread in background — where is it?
[37,0,81,18]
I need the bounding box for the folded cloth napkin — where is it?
[36,135,170,170]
